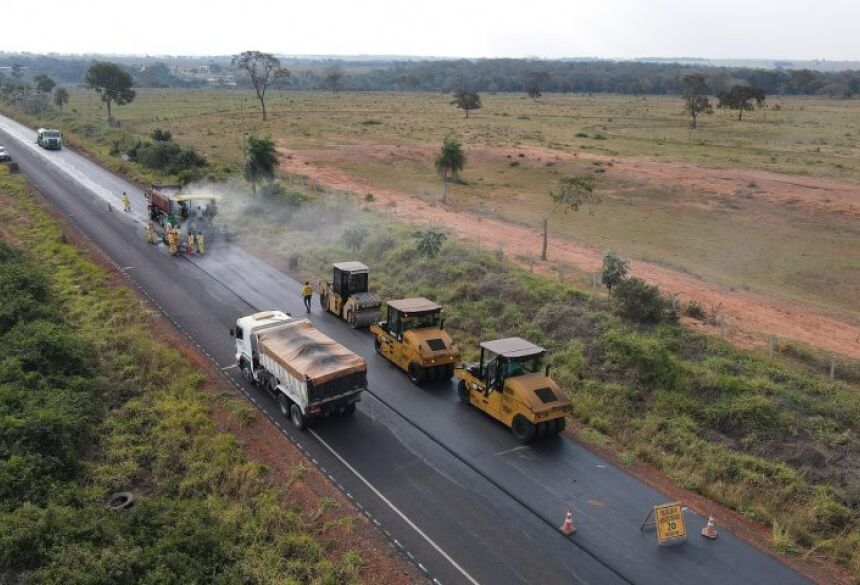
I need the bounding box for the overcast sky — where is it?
[3,0,859,60]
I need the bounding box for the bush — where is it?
[342,224,368,251]
[612,277,669,323]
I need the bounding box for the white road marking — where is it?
[310,429,481,585]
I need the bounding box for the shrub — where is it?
[342,224,368,251]
[612,277,669,323]
[414,228,447,258]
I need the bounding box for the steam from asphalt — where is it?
[181,178,374,253]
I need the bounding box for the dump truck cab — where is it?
[319,262,381,328]
[371,297,459,384]
[36,128,63,150]
[455,337,570,443]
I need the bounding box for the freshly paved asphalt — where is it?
[0,114,811,585]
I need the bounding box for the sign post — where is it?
[641,502,687,545]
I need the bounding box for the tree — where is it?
[53,87,69,110]
[151,128,173,142]
[244,136,279,192]
[324,65,344,93]
[414,229,447,258]
[541,175,598,261]
[451,90,482,118]
[681,74,712,128]
[232,51,290,121]
[601,249,629,296]
[85,62,135,121]
[717,85,766,120]
[525,71,549,98]
[11,64,22,79]
[33,74,56,94]
[434,136,466,204]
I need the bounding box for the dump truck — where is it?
[36,128,63,150]
[370,297,459,384]
[455,337,571,443]
[231,310,366,429]
[319,262,381,328]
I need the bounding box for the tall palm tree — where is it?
[434,136,465,204]
[244,136,279,193]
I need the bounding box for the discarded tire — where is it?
[105,491,136,511]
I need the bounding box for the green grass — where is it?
[3,90,859,317]
[0,167,364,584]
[220,189,860,576]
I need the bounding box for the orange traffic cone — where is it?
[560,508,576,535]
[701,517,718,540]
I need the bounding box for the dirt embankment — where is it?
[279,142,860,360]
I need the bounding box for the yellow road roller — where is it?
[371,297,459,384]
[455,338,571,443]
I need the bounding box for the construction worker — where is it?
[195,231,205,256]
[166,224,178,256]
[186,233,194,255]
[145,221,156,245]
[122,192,130,213]
[301,281,313,313]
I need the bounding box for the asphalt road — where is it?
[0,114,811,585]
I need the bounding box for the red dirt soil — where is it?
[279,142,860,360]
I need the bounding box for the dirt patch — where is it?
[279,142,860,360]
[4,183,422,585]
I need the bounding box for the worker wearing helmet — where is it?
[186,233,194,255]
[301,282,313,313]
[166,224,178,255]
[195,231,205,256]
[122,192,130,213]
[145,221,156,245]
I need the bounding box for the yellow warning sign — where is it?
[654,502,686,545]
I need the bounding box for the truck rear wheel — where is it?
[241,362,254,385]
[342,403,356,416]
[457,379,470,404]
[290,403,307,430]
[278,394,289,418]
[512,415,537,444]
[408,362,426,385]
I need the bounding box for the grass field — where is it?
[9,89,860,321]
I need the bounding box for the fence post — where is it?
[769,335,776,357]
[528,250,533,272]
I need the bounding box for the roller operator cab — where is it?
[319,262,382,328]
[36,128,63,150]
[371,298,460,384]
[232,310,366,430]
[455,338,571,443]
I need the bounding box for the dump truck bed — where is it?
[257,320,366,385]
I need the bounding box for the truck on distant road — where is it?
[36,128,63,150]
[232,311,366,429]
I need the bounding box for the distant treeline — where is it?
[2,53,859,96]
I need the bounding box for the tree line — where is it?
[3,53,859,97]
